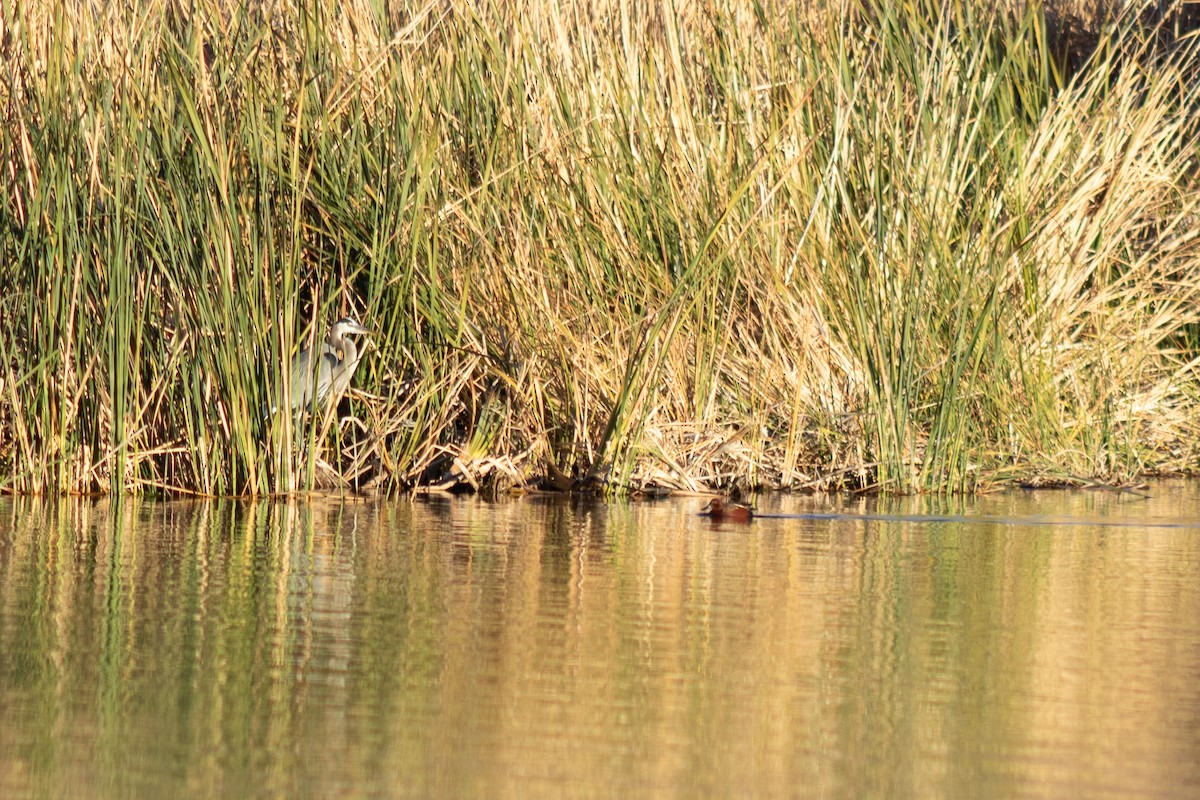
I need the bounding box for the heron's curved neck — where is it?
[341,335,358,366]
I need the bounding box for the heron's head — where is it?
[331,316,373,339]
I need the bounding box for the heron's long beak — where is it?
[346,321,373,336]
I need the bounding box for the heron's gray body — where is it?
[278,317,372,415]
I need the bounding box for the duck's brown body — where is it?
[699,498,754,522]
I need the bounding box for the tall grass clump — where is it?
[1,0,1199,496]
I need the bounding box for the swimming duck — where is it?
[699,497,754,522]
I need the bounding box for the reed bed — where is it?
[2,0,1199,496]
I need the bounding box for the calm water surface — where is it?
[2,483,1199,799]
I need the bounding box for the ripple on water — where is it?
[0,488,1199,798]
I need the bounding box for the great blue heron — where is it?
[270,316,373,417]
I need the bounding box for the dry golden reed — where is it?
[1,0,1199,496]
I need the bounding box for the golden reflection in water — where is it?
[0,488,1198,799]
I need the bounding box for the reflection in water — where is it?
[1,486,1199,798]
